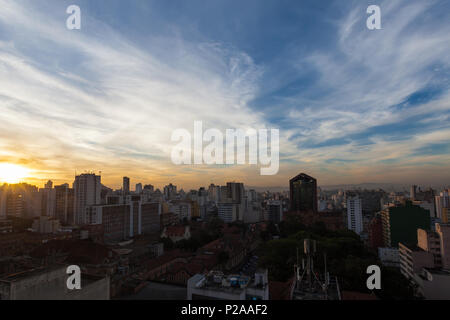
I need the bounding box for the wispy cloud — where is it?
[0,0,449,188]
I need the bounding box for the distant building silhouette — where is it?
[289,173,317,213]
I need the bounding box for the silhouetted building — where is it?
[123,177,130,196]
[289,173,317,213]
[381,201,430,247]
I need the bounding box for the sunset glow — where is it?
[0,163,30,184]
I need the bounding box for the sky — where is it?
[0,0,449,190]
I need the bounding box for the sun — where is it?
[0,163,30,184]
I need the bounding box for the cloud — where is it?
[0,0,449,188]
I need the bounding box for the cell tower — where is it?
[294,239,331,299]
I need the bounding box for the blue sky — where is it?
[0,0,449,189]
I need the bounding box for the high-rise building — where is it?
[218,202,238,223]
[435,190,449,220]
[381,201,430,247]
[436,223,450,270]
[73,173,101,225]
[135,183,143,194]
[123,177,130,195]
[347,196,363,235]
[289,173,317,213]
[268,200,283,223]
[226,182,244,204]
[55,184,74,225]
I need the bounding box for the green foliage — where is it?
[258,220,416,299]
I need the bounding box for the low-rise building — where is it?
[187,269,269,300]
[0,265,110,300]
[378,247,400,268]
[399,243,434,279]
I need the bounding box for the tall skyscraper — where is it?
[123,177,130,195]
[289,173,317,213]
[73,173,101,225]
[347,196,363,235]
[135,183,143,194]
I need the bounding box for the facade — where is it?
[381,202,430,247]
[218,202,238,223]
[417,228,442,267]
[289,173,317,213]
[85,202,161,242]
[378,247,400,268]
[31,216,61,234]
[73,173,101,225]
[398,243,434,280]
[55,184,74,225]
[368,215,383,250]
[436,223,450,270]
[346,196,363,235]
[169,201,192,221]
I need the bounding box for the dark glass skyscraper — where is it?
[290,173,317,213]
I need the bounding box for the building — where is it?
[55,184,74,226]
[187,269,269,300]
[346,196,363,235]
[268,200,283,224]
[135,183,143,194]
[218,202,238,223]
[398,243,434,280]
[436,223,450,270]
[289,173,317,213]
[417,228,442,267]
[161,225,191,243]
[31,216,61,234]
[381,201,430,247]
[73,173,101,225]
[0,265,110,300]
[442,207,450,224]
[378,247,400,267]
[123,177,130,196]
[164,184,177,200]
[169,200,191,221]
[368,215,384,250]
[85,202,161,242]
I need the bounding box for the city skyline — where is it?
[0,0,450,189]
